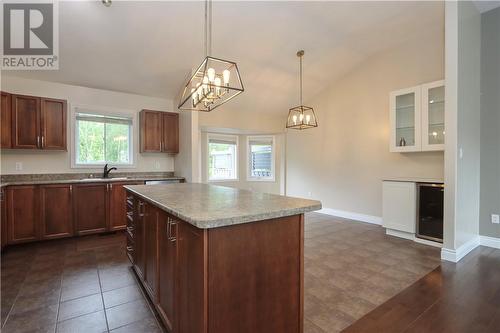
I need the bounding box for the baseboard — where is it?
[441,236,480,262]
[318,208,382,225]
[386,228,414,240]
[414,237,443,248]
[480,235,500,249]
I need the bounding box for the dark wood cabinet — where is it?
[134,199,146,280]
[162,112,179,154]
[40,97,67,150]
[109,182,144,231]
[6,186,39,244]
[11,94,40,149]
[1,188,8,250]
[40,184,73,239]
[140,110,179,154]
[1,92,12,148]
[8,93,66,150]
[73,183,108,235]
[144,203,159,300]
[157,212,178,332]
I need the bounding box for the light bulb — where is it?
[432,131,437,137]
[207,68,216,82]
[299,113,304,122]
[214,77,221,96]
[197,85,203,101]
[292,115,297,125]
[223,69,230,85]
[203,76,209,94]
[305,115,311,124]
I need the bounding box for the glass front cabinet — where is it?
[390,80,444,153]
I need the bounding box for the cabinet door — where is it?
[109,182,143,231]
[421,80,445,151]
[12,94,41,149]
[1,92,12,148]
[389,87,421,152]
[7,186,39,244]
[140,110,162,152]
[162,112,179,154]
[40,97,67,150]
[1,188,8,249]
[144,204,159,300]
[74,183,108,235]
[135,199,146,280]
[382,181,416,233]
[157,213,177,331]
[40,184,73,239]
[178,220,207,333]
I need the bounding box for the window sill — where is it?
[208,178,239,183]
[247,177,275,182]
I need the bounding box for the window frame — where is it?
[207,133,239,182]
[246,135,275,182]
[71,104,135,169]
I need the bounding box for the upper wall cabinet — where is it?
[3,92,67,150]
[389,80,444,153]
[140,110,179,154]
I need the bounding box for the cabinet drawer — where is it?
[126,235,134,265]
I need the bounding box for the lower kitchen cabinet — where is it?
[40,184,74,239]
[73,183,108,235]
[109,182,143,231]
[144,203,159,300]
[134,199,146,280]
[157,211,178,332]
[1,188,7,249]
[6,186,39,244]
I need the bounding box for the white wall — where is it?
[1,76,176,175]
[442,1,481,256]
[286,29,445,219]
[174,111,200,183]
[479,7,500,238]
[199,131,283,194]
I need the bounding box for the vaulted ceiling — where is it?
[6,1,444,114]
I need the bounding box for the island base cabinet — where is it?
[127,190,305,333]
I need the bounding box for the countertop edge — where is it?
[124,186,322,229]
[0,177,185,187]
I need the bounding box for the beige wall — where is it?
[286,29,445,219]
[1,76,176,175]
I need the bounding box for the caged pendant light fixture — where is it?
[178,0,244,112]
[286,50,318,130]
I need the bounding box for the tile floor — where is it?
[1,213,441,333]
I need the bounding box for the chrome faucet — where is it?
[103,164,117,178]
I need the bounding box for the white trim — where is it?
[386,228,414,240]
[480,235,500,249]
[318,208,382,225]
[246,135,276,182]
[440,236,480,262]
[206,133,239,182]
[414,237,443,248]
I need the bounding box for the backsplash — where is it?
[0,171,175,183]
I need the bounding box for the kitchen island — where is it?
[124,183,321,333]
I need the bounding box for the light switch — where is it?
[492,214,499,224]
[15,162,23,171]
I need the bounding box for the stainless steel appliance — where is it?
[145,179,181,185]
[416,183,444,243]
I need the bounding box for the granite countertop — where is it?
[382,177,444,184]
[0,172,184,187]
[124,183,322,229]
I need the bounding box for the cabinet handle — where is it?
[69,185,73,194]
[109,184,113,190]
[160,141,163,151]
[126,246,133,252]
[41,136,45,148]
[37,136,40,148]
[168,218,177,242]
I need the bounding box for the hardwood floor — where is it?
[343,245,500,333]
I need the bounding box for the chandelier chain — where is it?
[204,0,213,57]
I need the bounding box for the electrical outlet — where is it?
[492,214,500,224]
[15,162,23,171]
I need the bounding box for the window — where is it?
[247,136,274,181]
[208,135,238,181]
[75,111,133,166]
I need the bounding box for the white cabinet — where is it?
[382,181,416,234]
[389,80,445,152]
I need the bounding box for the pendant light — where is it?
[178,0,244,112]
[286,50,318,130]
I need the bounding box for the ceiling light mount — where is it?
[286,50,318,130]
[102,0,112,7]
[178,0,244,112]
